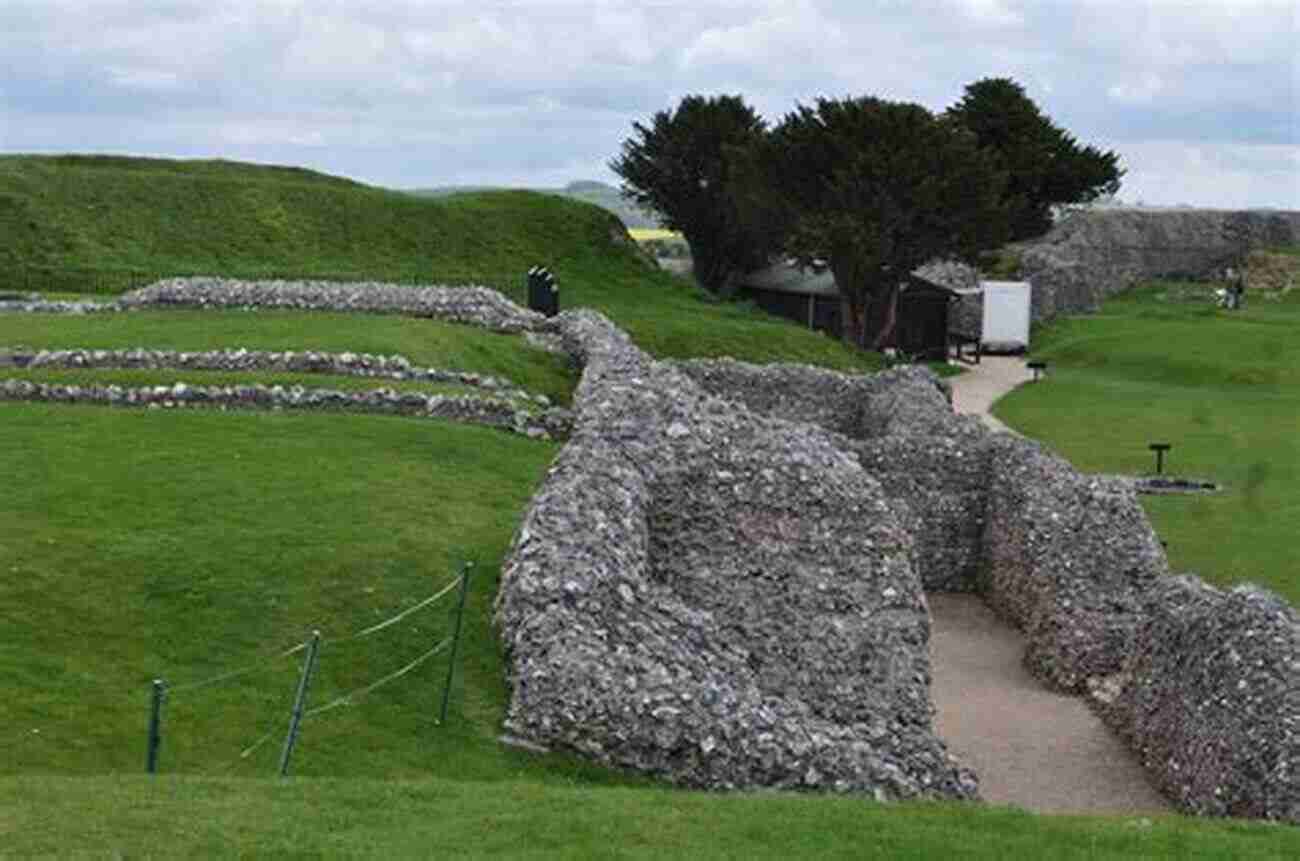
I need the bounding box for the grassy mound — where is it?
[996,279,1300,602]
[0,154,878,372]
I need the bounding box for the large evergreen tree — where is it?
[759,96,1008,349]
[947,77,1123,240]
[610,94,777,293]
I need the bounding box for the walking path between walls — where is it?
[932,356,1171,814]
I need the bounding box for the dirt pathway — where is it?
[930,362,1170,814]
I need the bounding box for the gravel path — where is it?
[932,361,1171,814]
[948,356,1031,433]
[929,595,1169,814]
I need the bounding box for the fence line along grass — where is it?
[0,404,595,782]
[995,281,1300,602]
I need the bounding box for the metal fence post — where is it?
[146,678,165,774]
[439,563,473,724]
[279,630,321,777]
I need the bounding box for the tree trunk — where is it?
[839,294,866,348]
[687,234,730,294]
[865,284,900,351]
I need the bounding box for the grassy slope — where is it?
[0,311,575,405]
[0,154,878,373]
[2,157,1294,851]
[995,281,1300,601]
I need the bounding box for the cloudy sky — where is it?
[2,0,1297,208]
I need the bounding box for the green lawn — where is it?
[2,155,1295,852]
[995,282,1300,601]
[2,776,1295,859]
[0,310,576,405]
[0,153,882,375]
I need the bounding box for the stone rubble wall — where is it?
[0,347,550,406]
[854,424,995,593]
[119,277,546,332]
[496,310,977,800]
[0,378,569,439]
[978,435,1170,692]
[1097,576,1299,824]
[0,278,547,333]
[0,294,120,314]
[1019,209,1300,326]
[668,359,953,441]
[503,317,1298,819]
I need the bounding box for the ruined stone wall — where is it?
[979,435,1169,692]
[1098,576,1299,824]
[1019,209,1300,325]
[496,312,976,801]
[496,310,1297,821]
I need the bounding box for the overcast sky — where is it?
[2,0,1296,208]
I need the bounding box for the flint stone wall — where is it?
[494,301,1295,819]
[119,277,546,332]
[497,311,976,800]
[979,435,1169,692]
[0,347,550,405]
[671,358,991,593]
[1,278,550,333]
[0,293,120,315]
[0,378,569,439]
[1020,209,1300,325]
[1098,576,1299,824]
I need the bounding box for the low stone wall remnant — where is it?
[1,278,548,334]
[120,277,546,332]
[979,435,1169,692]
[0,347,550,406]
[0,378,569,439]
[1097,576,1299,824]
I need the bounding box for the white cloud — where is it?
[105,66,186,92]
[1107,73,1165,105]
[1119,141,1300,209]
[955,0,1024,27]
[0,0,1295,206]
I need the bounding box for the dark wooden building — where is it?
[738,263,957,359]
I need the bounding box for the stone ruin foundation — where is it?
[495,309,1298,822]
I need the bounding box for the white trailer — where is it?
[980,280,1032,352]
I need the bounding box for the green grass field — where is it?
[996,280,1300,602]
[0,154,880,374]
[1,156,1296,855]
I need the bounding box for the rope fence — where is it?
[144,562,474,777]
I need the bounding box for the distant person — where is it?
[1222,267,1245,310]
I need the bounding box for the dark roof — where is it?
[741,261,957,298]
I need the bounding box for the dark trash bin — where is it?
[526,266,559,318]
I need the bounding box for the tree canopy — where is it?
[947,77,1123,241]
[758,96,1008,348]
[610,94,778,293]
